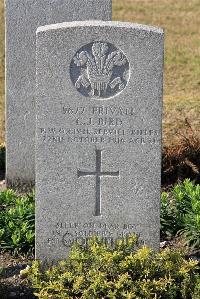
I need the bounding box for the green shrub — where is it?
[28,236,199,299]
[0,189,35,253]
[160,191,181,237]
[161,179,200,249]
[180,195,200,249]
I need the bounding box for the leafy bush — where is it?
[180,195,200,249]
[28,236,199,299]
[161,179,200,249]
[0,189,35,253]
[161,191,182,237]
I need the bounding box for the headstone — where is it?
[5,0,112,188]
[36,21,164,262]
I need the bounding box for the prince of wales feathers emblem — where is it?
[73,42,129,98]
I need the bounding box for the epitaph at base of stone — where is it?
[5,0,112,188]
[36,21,164,262]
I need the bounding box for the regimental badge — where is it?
[70,42,130,99]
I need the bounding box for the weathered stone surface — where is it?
[5,0,112,187]
[36,21,164,262]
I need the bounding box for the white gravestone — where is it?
[5,0,112,187]
[36,21,164,262]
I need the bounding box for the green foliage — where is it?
[180,195,200,249]
[0,143,5,171]
[0,189,35,253]
[161,179,200,249]
[28,236,199,299]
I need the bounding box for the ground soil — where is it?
[0,252,35,299]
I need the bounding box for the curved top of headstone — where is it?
[37,20,164,35]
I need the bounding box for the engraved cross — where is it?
[77,149,120,216]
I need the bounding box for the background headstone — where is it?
[36,21,164,262]
[5,0,112,187]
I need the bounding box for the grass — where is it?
[113,0,200,145]
[0,0,199,145]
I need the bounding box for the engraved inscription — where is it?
[40,126,160,145]
[47,221,145,249]
[39,105,161,146]
[70,42,130,99]
[77,149,119,216]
